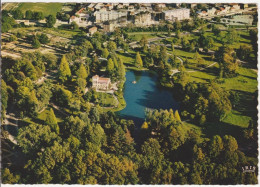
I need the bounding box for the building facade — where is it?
[163,8,190,21]
[94,10,127,23]
[92,75,111,90]
[134,12,153,26]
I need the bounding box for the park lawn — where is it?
[97,92,116,107]
[16,3,63,16]
[171,48,216,67]
[220,67,257,93]
[188,70,216,83]
[222,110,251,128]
[128,32,167,41]
[117,50,136,66]
[38,108,63,123]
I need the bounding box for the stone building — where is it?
[163,8,190,21]
[134,12,153,26]
[94,10,127,23]
[92,75,111,90]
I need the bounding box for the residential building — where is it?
[163,8,190,21]
[230,3,240,10]
[69,8,90,27]
[89,26,97,35]
[94,10,127,23]
[92,75,111,90]
[207,7,216,16]
[103,22,115,32]
[134,12,153,26]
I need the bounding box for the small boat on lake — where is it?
[132,81,136,84]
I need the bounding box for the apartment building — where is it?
[94,10,127,23]
[163,8,190,21]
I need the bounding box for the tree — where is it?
[45,108,59,134]
[38,33,50,44]
[107,58,114,74]
[215,46,239,78]
[17,123,58,155]
[12,10,23,19]
[77,78,86,92]
[209,135,224,158]
[193,52,204,67]
[102,48,109,59]
[8,35,17,42]
[237,44,253,61]
[118,58,126,81]
[46,15,56,28]
[58,55,71,83]
[2,168,20,184]
[25,10,33,20]
[1,80,8,120]
[181,36,191,51]
[76,63,88,79]
[174,110,181,121]
[226,28,238,44]
[2,15,16,33]
[107,41,117,52]
[43,53,57,69]
[223,135,238,152]
[140,36,148,52]
[70,21,79,30]
[135,52,143,68]
[33,11,44,21]
[32,37,41,49]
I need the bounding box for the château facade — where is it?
[92,75,111,90]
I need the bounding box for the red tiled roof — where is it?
[98,77,110,83]
[89,27,97,32]
[76,8,85,14]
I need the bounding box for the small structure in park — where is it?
[92,75,111,90]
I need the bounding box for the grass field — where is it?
[128,32,167,41]
[16,3,63,16]
[97,92,116,107]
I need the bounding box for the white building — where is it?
[94,10,127,23]
[207,7,216,16]
[69,8,90,27]
[134,12,153,26]
[163,8,190,21]
[92,75,111,90]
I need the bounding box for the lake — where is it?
[118,70,179,126]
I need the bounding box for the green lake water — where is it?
[118,70,179,126]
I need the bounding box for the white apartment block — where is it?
[94,11,127,23]
[134,12,153,26]
[163,8,190,21]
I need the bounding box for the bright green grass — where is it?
[128,32,166,41]
[38,108,63,123]
[16,3,63,16]
[117,50,136,65]
[220,68,257,93]
[222,110,251,128]
[188,70,216,83]
[97,92,116,107]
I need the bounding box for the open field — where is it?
[128,32,167,41]
[16,3,63,17]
